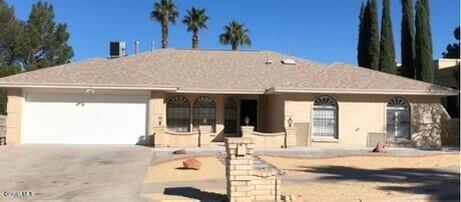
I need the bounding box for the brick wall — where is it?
[225,137,281,201]
[153,126,215,147]
[241,126,297,148]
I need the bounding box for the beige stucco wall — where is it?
[5,88,23,145]
[261,95,285,133]
[6,87,444,148]
[279,94,443,148]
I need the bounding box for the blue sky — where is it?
[7,0,460,64]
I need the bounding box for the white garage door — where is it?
[23,93,148,144]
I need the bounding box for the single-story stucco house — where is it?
[0,49,457,148]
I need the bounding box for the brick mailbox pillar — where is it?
[225,137,281,201]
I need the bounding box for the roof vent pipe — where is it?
[151,41,155,52]
[134,41,140,55]
[281,59,296,65]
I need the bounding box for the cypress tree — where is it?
[415,0,434,82]
[357,2,367,67]
[401,0,416,78]
[379,0,396,74]
[364,0,380,69]
[422,0,433,58]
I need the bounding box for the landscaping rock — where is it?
[372,143,386,152]
[182,158,201,170]
[281,194,298,201]
[172,149,187,155]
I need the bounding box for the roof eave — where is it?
[176,88,266,94]
[0,83,178,91]
[267,87,459,96]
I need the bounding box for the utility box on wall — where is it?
[367,133,386,147]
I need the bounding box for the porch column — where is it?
[199,125,214,147]
[149,92,166,147]
[6,89,23,145]
[241,126,254,138]
[153,126,166,147]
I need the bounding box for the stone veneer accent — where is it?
[410,103,450,149]
[225,137,281,201]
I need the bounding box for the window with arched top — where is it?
[386,97,410,140]
[167,96,191,132]
[224,98,238,133]
[193,96,216,132]
[313,96,338,138]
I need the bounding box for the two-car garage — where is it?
[21,90,149,144]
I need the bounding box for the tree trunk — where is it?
[231,42,238,51]
[161,18,168,49]
[192,31,198,49]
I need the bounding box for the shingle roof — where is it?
[0,49,456,95]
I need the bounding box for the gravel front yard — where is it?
[264,154,460,201]
[261,154,460,174]
[141,153,460,201]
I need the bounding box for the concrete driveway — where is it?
[0,145,153,201]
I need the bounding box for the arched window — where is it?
[313,96,338,138]
[386,97,410,140]
[224,98,238,133]
[167,96,191,132]
[193,96,216,132]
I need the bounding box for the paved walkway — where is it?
[151,147,224,165]
[151,146,459,163]
[256,147,459,158]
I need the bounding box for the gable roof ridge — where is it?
[170,48,262,53]
[329,62,453,88]
[260,50,327,67]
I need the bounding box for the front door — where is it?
[240,100,257,129]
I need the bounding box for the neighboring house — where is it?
[0,49,457,148]
[434,58,460,118]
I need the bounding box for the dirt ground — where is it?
[264,154,460,201]
[261,154,460,175]
[142,154,460,201]
[143,156,225,183]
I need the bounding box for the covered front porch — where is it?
[149,93,295,148]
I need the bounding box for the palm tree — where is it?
[150,0,179,49]
[219,21,251,50]
[182,7,208,49]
